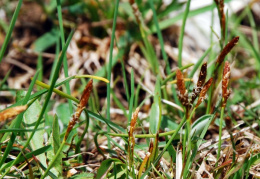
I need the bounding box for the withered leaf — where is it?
[0,105,28,122]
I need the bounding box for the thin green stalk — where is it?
[0,68,12,89]
[188,46,212,79]
[119,54,130,102]
[50,35,60,81]
[206,9,216,114]
[56,0,73,115]
[111,90,127,117]
[128,69,135,124]
[37,54,43,91]
[108,129,176,138]
[247,7,259,51]
[75,113,89,154]
[107,0,120,148]
[186,108,196,154]
[216,105,225,166]
[148,0,170,73]
[0,0,23,64]
[178,0,191,67]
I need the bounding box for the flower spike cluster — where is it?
[176,63,213,110]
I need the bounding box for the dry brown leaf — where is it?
[0,105,28,122]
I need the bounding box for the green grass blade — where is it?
[148,0,170,73]
[188,46,212,79]
[128,69,135,124]
[56,0,73,115]
[150,76,162,134]
[47,114,62,177]
[0,0,22,64]
[0,68,12,89]
[119,52,130,102]
[178,0,191,67]
[107,0,120,144]
[0,128,44,133]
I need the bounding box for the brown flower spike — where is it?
[176,69,189,107]
[64,79,93,141]
[128,108,139,166]
[195,78,213,108]
[222,61,231,107]
[191,62,207,104]
[216,36,239,65]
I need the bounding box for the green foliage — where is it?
[0,0,259,178]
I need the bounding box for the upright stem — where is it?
[216,105,225,166]
[106,0,120,148]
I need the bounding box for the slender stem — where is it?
[108,129,176,138]
[0,0,23,63]
[216,105,225,166]
[178,0,191,67]
[56,0,73,115]
[106,0,120,148]
[186,107,196,153]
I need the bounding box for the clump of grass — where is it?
[0,0,259,178]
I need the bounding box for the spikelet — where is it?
[176,69,189,107]
[195,78,213,108]
[216,36,239,65]
[222,62,231,107]
[64,80,93,141]
[128,108,139,166]
[191,62,207,104]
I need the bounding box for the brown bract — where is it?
[0,105,28,122]
[195,78,213,108]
